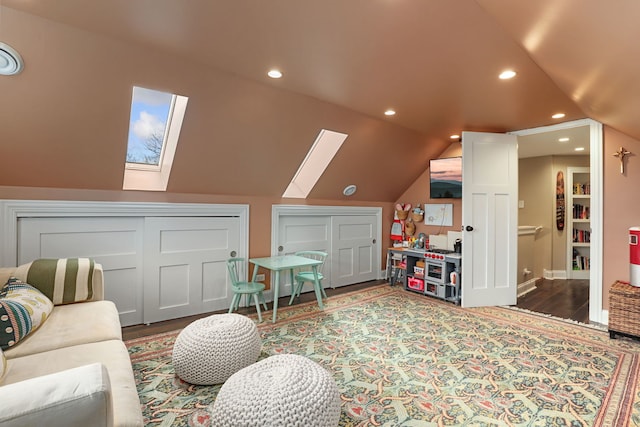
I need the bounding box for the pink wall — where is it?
[0,7,446,203]
[396,143,463,243]
[603,126,640,308]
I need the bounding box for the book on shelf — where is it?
[572,229,591,243]
[572,255,590,270]
[573,182,591,195]
[572,204,590,219]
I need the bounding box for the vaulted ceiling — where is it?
[1,1,638,201]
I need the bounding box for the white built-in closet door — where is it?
[277,215,331,294]
[331,215,378,287]
[17,217,144,326]
[143,217,240,323]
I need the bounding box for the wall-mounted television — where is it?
[429,156,462,199]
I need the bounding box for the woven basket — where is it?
[396,210,409,220]
[609,281,640,338]
[411,212,424,222]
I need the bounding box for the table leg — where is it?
[385,250,392,281]
[272,270,280,323]
[249,263,259,309]
[312,266,324,310]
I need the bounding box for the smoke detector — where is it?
[0,42,24,76]
[343,184,357,196]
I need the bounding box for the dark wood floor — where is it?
[516,278,590,324]
[122,278,590,340]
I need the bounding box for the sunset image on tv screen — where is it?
[430,157,462,198]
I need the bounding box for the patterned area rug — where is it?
[126,285,640,426]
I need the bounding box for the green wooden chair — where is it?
[289,251,328,305]
[227,258,268,322]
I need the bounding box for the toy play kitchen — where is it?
[403,247,461,304]
[387,202,461,304]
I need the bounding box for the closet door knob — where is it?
[465,226,474,232]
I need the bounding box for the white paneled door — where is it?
[331,215,378,287]
[461,131,518,307]
[277,215,331,294]
[143,217,240,323]
[276,213,379,292]
[18,217,145,326]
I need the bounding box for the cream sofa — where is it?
[0,261,143,427]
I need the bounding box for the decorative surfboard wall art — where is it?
[556,171,565,231]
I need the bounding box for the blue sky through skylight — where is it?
[126,87,173,165]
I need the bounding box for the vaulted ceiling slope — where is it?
[0,1,636,202]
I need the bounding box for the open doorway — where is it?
[511,119,602,324]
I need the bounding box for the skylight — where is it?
[126,87,173,167]
[123,86,188,191]
[283,129,348,198]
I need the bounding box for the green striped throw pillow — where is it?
[14,258,95,305]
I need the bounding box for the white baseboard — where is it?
[543,269,567,280]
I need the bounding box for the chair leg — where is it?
[229,294,240,313]
[289,281,304,305]
[259,292,268,310]
[296,280,305,297]
[252,293,263,322]
[320,281,327,299]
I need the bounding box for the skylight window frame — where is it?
[123,87,188,192]
[282,129,348,199]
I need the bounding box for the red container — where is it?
[630,227,640,287]
[407,277,424,292]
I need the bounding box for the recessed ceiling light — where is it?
[575,147,585,151]
[343,184,357,196]
[384,109,396,116]
[450,134,460,140]
[267,69,283,79]
[0,42,24,76]
[558,137,570,142]
[552,113,566,119]
[499,70,516,79]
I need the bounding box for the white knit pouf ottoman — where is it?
[211,354,341,427]
[172,313,261,385]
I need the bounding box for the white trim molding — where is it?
[543,269,568,280]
